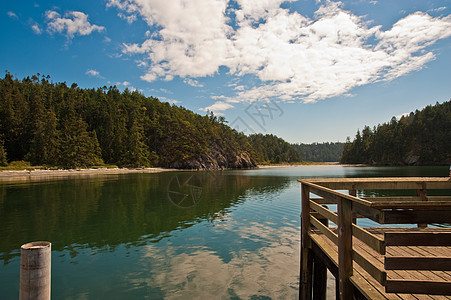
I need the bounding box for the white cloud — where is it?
[31,23,42,35]
[7,11,18,19]
[183,78,204,88]
[200,101,234,114]
[428,7,447,13]
[46,10,105,39]
[108,0,451,103]
[86,69,103,78]
[118,12,137,23]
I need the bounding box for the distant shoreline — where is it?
[0,163,373,182]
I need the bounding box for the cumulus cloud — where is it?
[86,69,103,78]
[46,10,105,39]
[108,0,451,103]
[200,101,234,114]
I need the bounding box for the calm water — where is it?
[0,165,448,299]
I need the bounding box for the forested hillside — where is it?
[248,134,300,164]
[0,73,302,169]
[340,100,451,165]
[292,142,344,162]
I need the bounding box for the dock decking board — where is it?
[299,178,451,299]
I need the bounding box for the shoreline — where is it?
[0,167,175,182]
[0,163,373,182]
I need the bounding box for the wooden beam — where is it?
[313,252,327,300]
[310,200,338,224]
[352,224,386,255]
[362,196,451,202]
[300,183,312,300]
[385,232,451,246]
[310,233,338,277]
[385,256,451,271]
[371,201,451,209]
[298,177,451,191]
[310,215,338,245]
[383,209,451,224]
[338,197,353,299]
[386,279,451,295]
[311,198,337,205]
[303,181,373,207]
[352,201,383,223]
[353,249,386,285]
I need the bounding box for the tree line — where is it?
[291,142,344,162]
[0,73,307,169]
[340,100,451,165]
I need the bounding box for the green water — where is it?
[0,165,448,299]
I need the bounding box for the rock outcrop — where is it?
[169,148,256,170]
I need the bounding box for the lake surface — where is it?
[0,165,448,299]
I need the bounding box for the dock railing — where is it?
[298,177,451,299]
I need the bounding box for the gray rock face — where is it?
[169,148,256,170]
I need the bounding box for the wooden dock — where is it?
[298,177,451,299]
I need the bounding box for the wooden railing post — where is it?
[338,197,353,299]
[300,184,313,299]
[20,241,51,300]
[417,186,427,228]
[349,189,357,224]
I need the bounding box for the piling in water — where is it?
[19,241,51,300]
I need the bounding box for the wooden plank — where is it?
[383,210,451,224]
[338,197,354,299]
[310,215,338,245]
[352,201,383,223]
[385,232,451,246]
[311,198,336,205]
[372,201,451,209]
[353,224,386,255]
[362,196,451,202]
[303,181,373,207]
[385,256,451,271]
[350,273,388,300]
[386,279,451,295]
[310,200,338,224]
[310,233,338,277]
[298,177,451,191]
[353,248,387,285]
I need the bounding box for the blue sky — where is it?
[1,0,450,143]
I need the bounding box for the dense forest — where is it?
[248,134,301,164]
[340,100,451,165]
[0,73,305,169]
[292,142,344,162]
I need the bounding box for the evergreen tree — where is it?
[0,138,7,166]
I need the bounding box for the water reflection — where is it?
[0,165,447,299]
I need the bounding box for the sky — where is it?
[1,0,450,143]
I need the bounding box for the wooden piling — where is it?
[300,184,313,299]
[20,241,51,300]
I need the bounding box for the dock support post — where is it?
[338,197,353,299]
[300,184,313,300]
[20,241,51,300]
[313,217,328,300]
